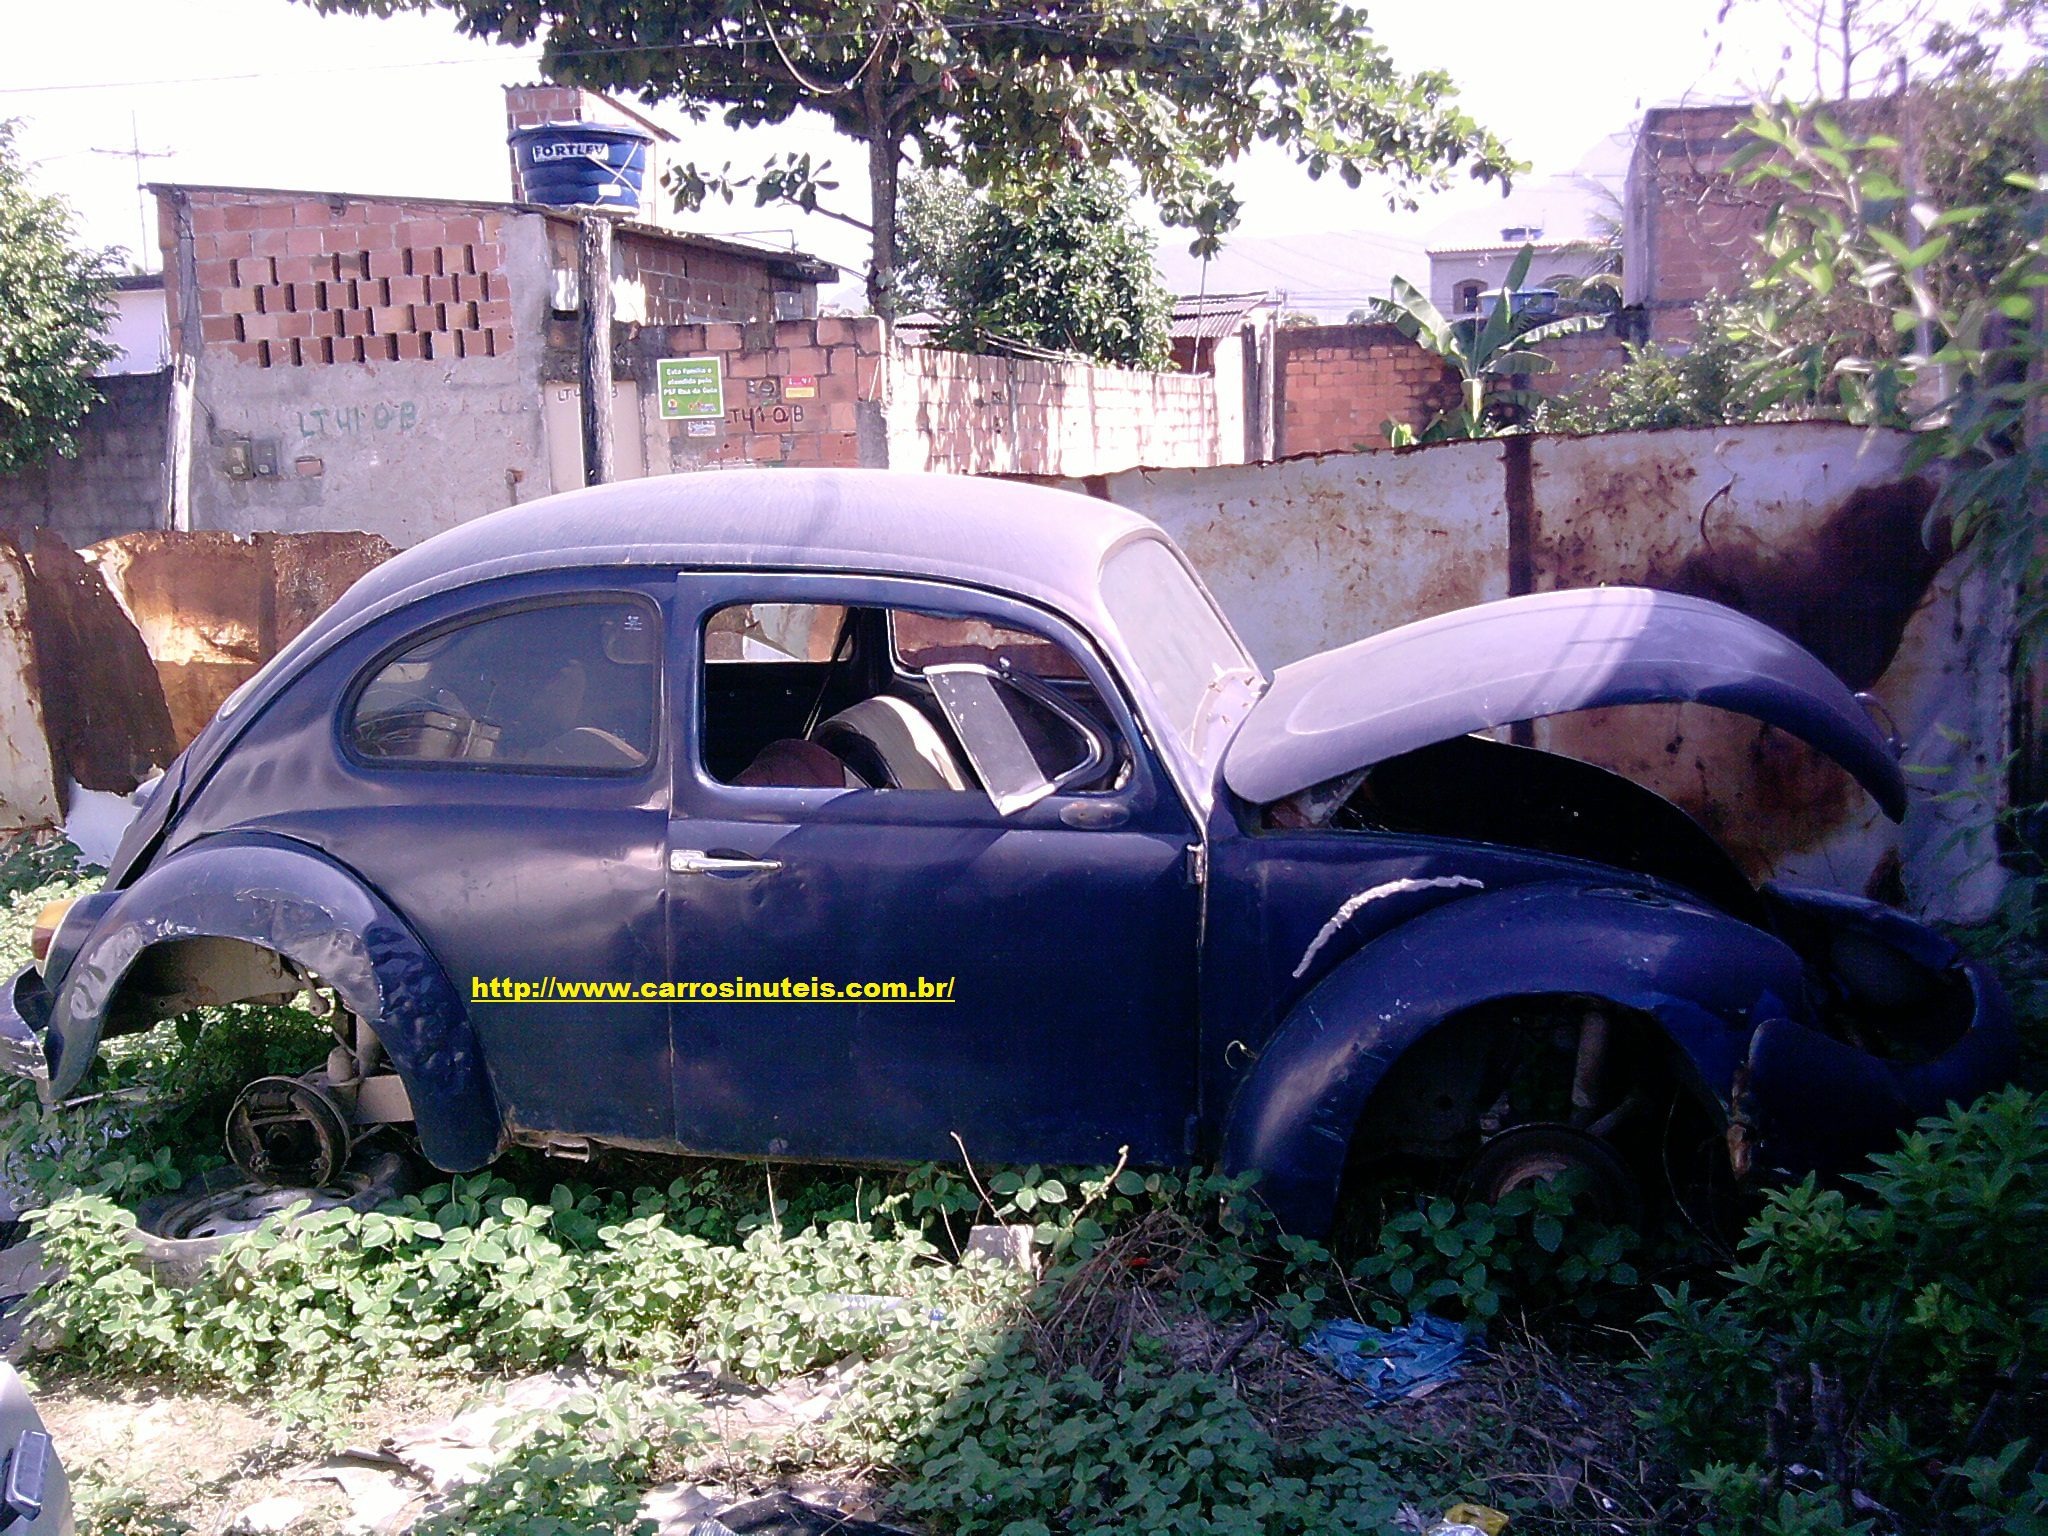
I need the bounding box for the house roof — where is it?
[894,293,1274,351]
[148,181,839,284]
[1170,291,1273,342]
[1422,145,1628,259]
[1154,230,1421,322]
[540,212,842,284]
[1425,240,1580,258]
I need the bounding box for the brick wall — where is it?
[0,372,169,546]
[620,235,778,325]
[1276,323,1461,454]
[624,317,886,472]
[1275,323,1631,455]
[1529,330,1632,401]
[169,189,514,367]
[890,347,1221,476]
[1618,102,1902,339]
[541,217,783,328]
[616,321,1225,478]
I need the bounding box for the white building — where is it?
[1420,134,1629,317]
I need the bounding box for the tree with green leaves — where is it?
[932,166,1170,367]
[1538,298,1764,433]
[304,1,1517,317]
[0,122,118,476]
[1733,100,2048,649]
[892,167,976,315]
[1381,245,1601,440]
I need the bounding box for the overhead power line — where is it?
[0,11,1088,95]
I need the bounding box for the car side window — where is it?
[350,598,658,771]
[705,602,847,663]
[891,612,1086,679]
[703,600,1125,799]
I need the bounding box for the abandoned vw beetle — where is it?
[0,470,2014,1232]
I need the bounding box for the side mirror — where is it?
[926,663,1110,817]
[0,1430,49,1530]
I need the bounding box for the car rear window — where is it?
[350,598,658,771]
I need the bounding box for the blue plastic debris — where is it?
[1301,1312,1473,1401]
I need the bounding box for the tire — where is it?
[1462,1122,1644,1228]
[129,1147,415,1285]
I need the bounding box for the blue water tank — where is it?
[509,121,654,212]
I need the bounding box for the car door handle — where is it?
[1059,800,1129,829]
[670,848,783,876]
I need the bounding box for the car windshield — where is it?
[1099,538,1257,755]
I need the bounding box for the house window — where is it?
[1454,281,1483,314]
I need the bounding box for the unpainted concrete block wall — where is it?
[171,189,516,368]
[168,187,556,546]
[0,372,170,546]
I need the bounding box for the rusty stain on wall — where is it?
[1075,422,2009,922]
[1524,429,1986,909]
[90,530,395,746]
[1655,479,1944,690]
[19,533,176,794]
[0,542,62,828]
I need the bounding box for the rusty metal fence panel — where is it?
[1072,423,2010,922]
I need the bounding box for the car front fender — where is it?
[38,832,500,1171]
[1220,880,1809,1235]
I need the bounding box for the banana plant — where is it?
[1385,244,1604,439]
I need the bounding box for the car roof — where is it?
[310,468,1162,637]
[124,470,1239,883]
[208,470,1186,757]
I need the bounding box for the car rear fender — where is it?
[41,832,500,1171]
[1220,880,1809,1235]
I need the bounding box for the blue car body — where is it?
[0,471,2014,1233]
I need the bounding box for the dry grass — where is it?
[35,1369,480,1535]
[1012,1207,1664,1531]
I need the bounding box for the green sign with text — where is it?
[657,356,725,420]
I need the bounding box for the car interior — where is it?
[350,599,659,770]
[345,594,1127,807]
[701,601,1127,800]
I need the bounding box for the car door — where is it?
[668,571,1201,1168]
[310,573,674,1146]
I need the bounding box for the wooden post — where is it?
[578,212,616,486]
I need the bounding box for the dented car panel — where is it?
[1223,587,1909,818]
[0,469,2016,1236]
[1219,879,1811,1232]
[21,834,498,1170]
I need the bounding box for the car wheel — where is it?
[129,1147,415,1284]
[1462,1122,1643,1228]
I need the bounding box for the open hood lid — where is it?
[1223,587,1907,820]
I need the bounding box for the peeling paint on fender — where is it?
[1292,876,1486,978]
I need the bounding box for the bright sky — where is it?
[0,0,1999,315]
